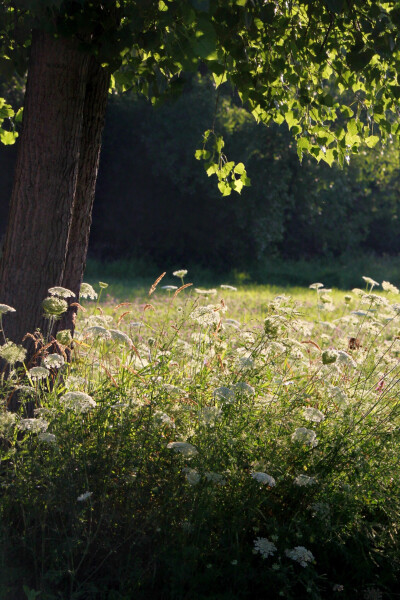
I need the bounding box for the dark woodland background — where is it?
[1,74,400,283]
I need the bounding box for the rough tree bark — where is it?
[59,57,110,336]
[0,30,89,347]
[0,32,109,352]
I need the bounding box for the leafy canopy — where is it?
[1,0,400,193]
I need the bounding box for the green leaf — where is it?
[0,130,18,145]
[218,181,232,196]
[234,162,245,175]
[365,135,380,148]
[285,110,299,130]
[191,16,217,59]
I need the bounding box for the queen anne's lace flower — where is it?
[294,474,316,486]
[382,281,399,294]
[254,537,277,558]
[56,329,73,346]
[194,288,217,296]
[0,411,16,435]
[29,366,50,380]
[44,353,65,369]
[86,326,112,340]
[309,283,324,290]
[48,286,75,298]
[0,341,26,364]
[191,304,221,326]
[182,467,200,485]
[214,386,235,403]
[0,304,16,314]
[77,491,92,502]
[109,329,133,347]
[61,391,97,413]
[19,418,48,433]
[303,407,325,423]
[167,441,198,456]
[362,276,379,289]
[38,432,56,443]
[173,270,188,278]
[291,427,318,447]
[252,472,276,487]
[220,284,237,291]
[285,546,315,567]
[79,283,98,300]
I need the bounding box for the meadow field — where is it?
[1,273,400,599]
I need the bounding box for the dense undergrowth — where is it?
[1,274,400,599]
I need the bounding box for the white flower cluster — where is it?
[167,441,198,457]
[191,304,222,326]
[382,280,399,294]
[48,286,75,298]
[303,407,325,423]
[19,418,49,433]
[182,467,200,485]
[253,537,277,559]
[291,427,318,447]
[29,366,50,380]
[79,283,98,300]
[77,491,92,502]
[294,474,316,486]
[44,353,65,369]
[0,411,16,436]
[285,546,315,567]
[0,341,26,364]
[0,304,16,315]
[60,391,97,413]
[251,472,276,487]
[173,269,187,279]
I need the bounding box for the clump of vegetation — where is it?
[1,275,400,599]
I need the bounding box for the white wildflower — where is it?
[291,427,318,447]
[44,353,65,369]
[362,276,379,289]
[352,288,365,296]
[99,282,108,289]
[199,406,222,426]
[48,286,75,298]
[234,381,255,396]
[214,386,235,403]
[182,467,200,485]
[79,283,98,300]
[19,418,48,433]
[38,432,56,443]
[361,294,388,307]
[191,305,220,326]
[220,285,237,291]
[161,285,178,291]
[77,491,92,502]
[0,341,26,364]
[173,270,188,278]
[56,329,73,346]
[285,546,315,567]
[0,304,16,315]
[194,288,217,295]
[294,474,316,486]
[252,472,276,487]
[167,441,198,456]
[29,366,50,380]
[309,283,324,290]
[329,386,349,407]
[162,383,185,397]
[382,281,399,294]
[86,326,112,340]
[303,407,325,423]
[253,537,277,559]
[205,472,226,485]
[337,350,357,368]
[61,391,97,413]
[153,411,175,428]
[0,411,16,435]
[109,329,133,347]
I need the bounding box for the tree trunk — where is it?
[59,57,110,336]
[0,30,89,348]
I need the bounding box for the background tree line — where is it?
[1,73,400,274]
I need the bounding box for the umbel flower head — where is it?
[253,537,277,559]
[0,304,16,315]
[79,282,98,300]
[42,296,68,318]
[44,353,65,369]
[251,472,276,487]
[173,269,188,279]
[48,286,75,299]
[167,441,198,457]
[0,341,26,364]
[60,391,97,413]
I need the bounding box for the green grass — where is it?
[1,275,400,599]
